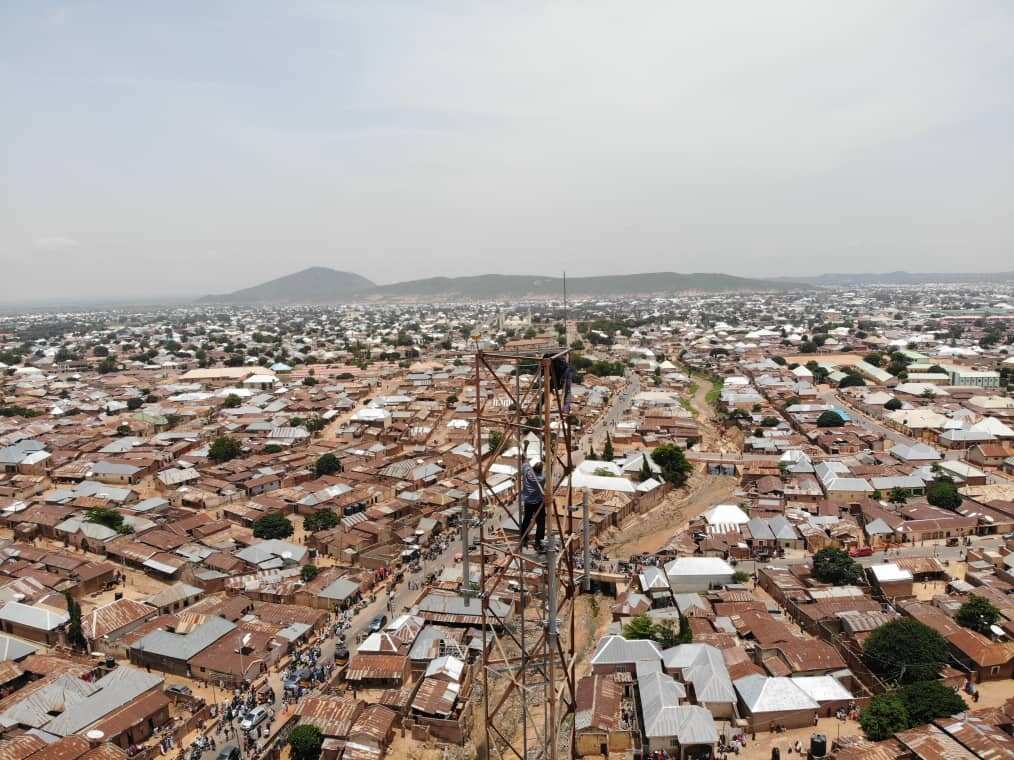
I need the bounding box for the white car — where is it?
[240,706,269,732]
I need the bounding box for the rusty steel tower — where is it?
[468,346,579,760]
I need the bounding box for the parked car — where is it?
[849,547,873,557]
[240,706,270,732]
[216,746,240,760]
[166,684,192,697]
[369,614,387,633]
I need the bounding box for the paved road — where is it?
[348,532,463,652]
[818,389,917,447]
[576,372,639,458]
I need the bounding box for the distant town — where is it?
[0,280,1013,760]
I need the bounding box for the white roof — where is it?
[701,503,750,526]
[665,557,735,577]
[970,417,1014,437]
[243,374,278,385]
[566,471,637,493]
[735,675,820,713]
[791,676,854,703]
[869,563,913,583]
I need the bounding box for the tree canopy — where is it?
[860,681,965,740]
[301,564,319,582]
[288,724,323,760]
[65,592,87,651]
[884,398,903,411]
[209,435,242,463]
[926,478,962,510]
[314,453,341,477]
[839,375,866,389]
[812,547,863,585]
[652,444,692,487]
[859,692,908,741]
[253,512,294,540]
[863,618,950,684]
[816,410,845,427]
[956,595,1000,634]
[86,507,131,534]
[304,509,339,533]
[898,680,966,725]
[602,433,614,461]
[622,614,691,648]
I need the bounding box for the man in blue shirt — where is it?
[519,458,545,550]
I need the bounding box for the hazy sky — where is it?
[2,2,1013,303]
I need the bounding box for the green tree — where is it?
[839,375,866,389]
[97,356,118,374]
[676,613,693,644]
[898,680,966,725]
[761,416,779,427]
[126,397,143,411]
[640,456,653,482]
[487,430,504,454]
[864,353,884,367]
[222,393,242,408]
[301,564,320,582]
[888,487,911,504]
[812,547,863,585]
[652,444,692,487]
[304,416,326,434]
[209,436,242,463]
[956,595,1000,634]
[253,512,294,540]
[65,592,87,651]
[85,507,129,533]
[263,444,283,454]
[860,692,909,741]
[288,724,324,760]
[733,569,751,584]
[926,478,962,510]
[602,433,614,461]
[304,509,339,533]
[864,618,950,684]
[302,376,317,386]
[622,614,655,641]
[816,410,845,427]
[315,453,341,477]
[884,398,903,411]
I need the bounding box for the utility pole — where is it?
[582,490,591,593]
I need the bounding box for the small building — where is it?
[0,601,68,646]
[734,674,820,732]
[867,563,914,599]
[575,674,633,757]
[665,557,735,593]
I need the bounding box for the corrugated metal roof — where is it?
[132,616,234,660]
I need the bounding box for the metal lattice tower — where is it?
[468,347,579,760]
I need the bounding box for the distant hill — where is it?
[366,272,798,299]
[199,268,799,303]
[199,267,376,303]
[777,270,1014,286]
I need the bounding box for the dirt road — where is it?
[602,368,738,558]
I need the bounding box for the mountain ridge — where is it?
[198,267,376,303]
[198,268,801,303]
